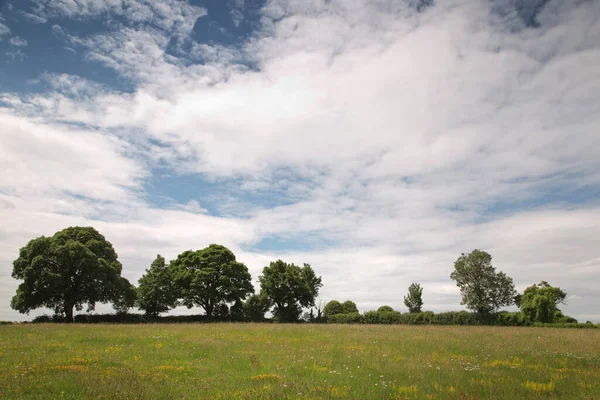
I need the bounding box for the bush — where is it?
[33,314,68,323]
[327,312,363,324]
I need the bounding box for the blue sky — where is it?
[1,0,599,321]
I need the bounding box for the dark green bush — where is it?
[327,312,363,324]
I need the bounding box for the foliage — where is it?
[377,305,394,313]
[340,300,358,314]
[323,300,342,317]
[112,277,138,314]
[450,249,516,314]
[326,312,363,324]
[403,282,423,313]
[323,300,358,318]
[137,255,178,316]
[259,260,322,322]
[230,299,245,321]
[243,294,270,322]
[170,244,254,318]
[10,226,133,322]
[519,281,567,323]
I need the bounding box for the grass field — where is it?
[0,324,599,399]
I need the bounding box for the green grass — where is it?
[0,324,599,399]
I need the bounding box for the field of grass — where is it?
[0,324,599,399]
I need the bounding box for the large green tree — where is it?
[10,226,133,322]
[259,260,322,322]
[403,282,423,313]
[170,244,253,318]
[137,254,179,317]
[450,249,516,315]
[518,281,567,323]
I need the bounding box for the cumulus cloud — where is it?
[0,16,11,38]
[1,0,599,321]
[9,36,27,47]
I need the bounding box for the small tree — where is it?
[341,300,359,314]
[112,277,137,314]
[137,255,178,317]
[10,226,133,322]
[519,281,567,323]
[450,250,516,315]
[403,283,423,313]
[323,300,343,317]
[243,294,270,322]
[377,305,394,312]
[259,260,322,322]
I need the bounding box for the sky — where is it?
[0,0,599,322]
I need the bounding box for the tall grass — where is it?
[0,324,598,399]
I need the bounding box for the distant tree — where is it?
[137,255,178,317]
[519,281,567,323]
[230,299,245,321]
[171,244,254,318]
[450,250,516,315]
[341,300,359,314]
[259,260,322,322]
[323,300,343,317]
[112,277,137,314]
[403,283,423,313]
[243,294,270,322]
[314,297,325,322]
[10,226,133,322]
[214,303,230,319]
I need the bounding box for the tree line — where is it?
[10,226,583,326]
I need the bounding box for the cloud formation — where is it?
[1,0,599,321]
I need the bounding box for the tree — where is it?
[137,255,178,317]
[450,249,516,315]
[259,260,322,322]
[243,294,270,322]
[377,305,395,312]
[170,244,253,318]
[403,282,423,313]
[341,300,359,314]
[10,226,133,322]
[323,300,342,317]
[519,281,567,323]
[112,277,137,314]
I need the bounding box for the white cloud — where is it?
[1,0,599,321]
[0,17,10,38]
[9,36,27,47]
[29,0,206,36]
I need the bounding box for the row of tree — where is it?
[11,227,322,322]
[321,249,573,324]
[10,226,574,324]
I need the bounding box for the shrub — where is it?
[327,312,363,324]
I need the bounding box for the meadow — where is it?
[0,324,598,399]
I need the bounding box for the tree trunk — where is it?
[64,303,74,323]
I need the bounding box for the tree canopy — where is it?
[137,254,179,317]
[10,226,133,322]
[404,282,423,313]
[170,244,254,318]
[450,249,516,315]
[259,260,322,322]
[519,281,567,323]
[323,300,358,317]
